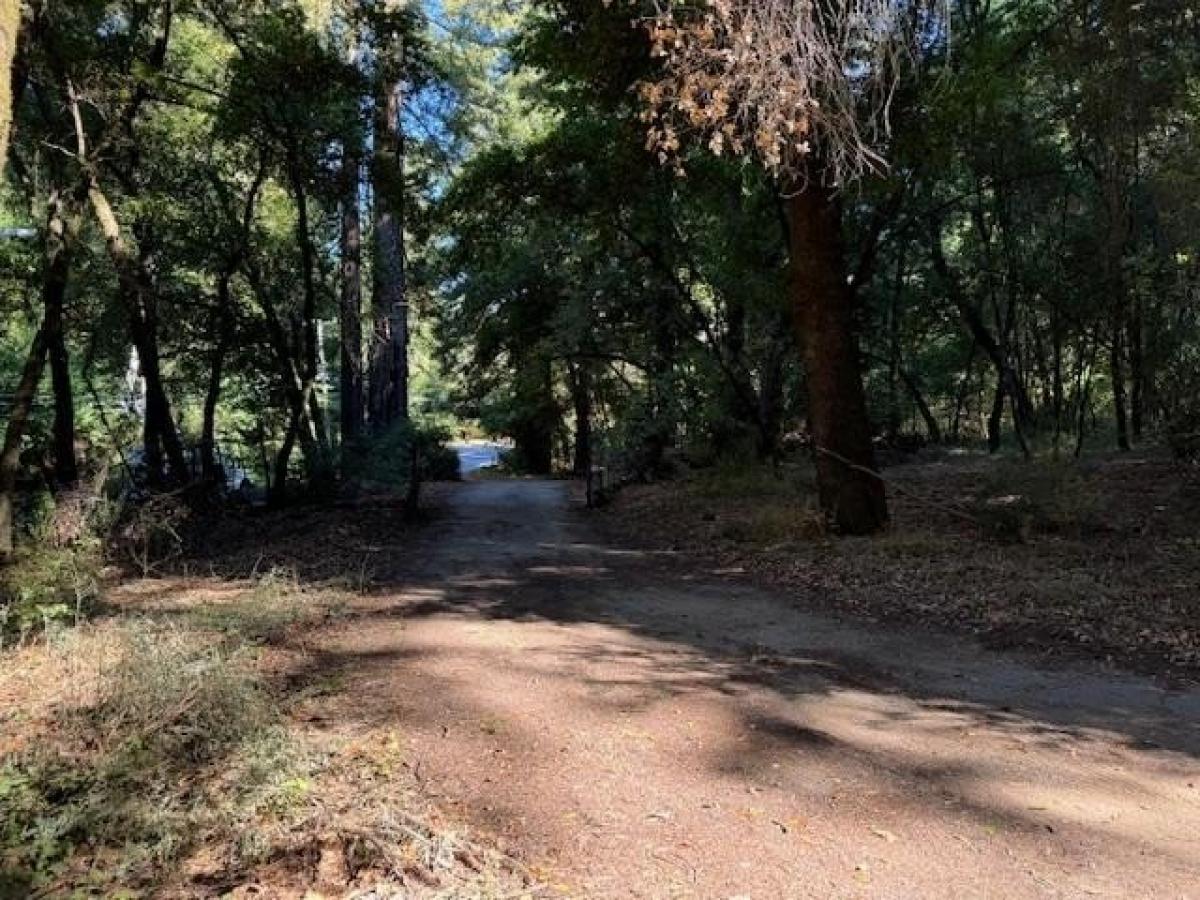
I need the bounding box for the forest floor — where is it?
[4,460,1200,897]
[597,449,1200,683]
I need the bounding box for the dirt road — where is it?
[309,479,1200,898]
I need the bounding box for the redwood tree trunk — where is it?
[370,59,409,429]
[787,179,887,534]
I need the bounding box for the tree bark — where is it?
[87,178,188,482]
[43,190,79,486]
[1129,297,1145,440]
[987,376,1005,453]
[285,149,327,443]
[1111,315,1131,451]
[0,325,48,558]
[201,273,233,482]
[787,177,887,535]
[569,360,592,476]
[243,259,326,482]
[340,141,365,446]
[370,52,408,429]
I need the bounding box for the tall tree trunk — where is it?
[0,326,48,558]
[1051,320,1065,457]
[897,367,943,444]
[513,352,556,475]
[987,376,1005,454]
[886,245,906,439]
[1129,296,1145,440]
[243,260,326,482]
[283,152,333,491]
[787,177,887,535]
[285,150,329,461]
[929,220,1035,440]
[756,333,787,461]
[1111,316,1131,451]
[0,0,19,178]
[370,52,409,429]
[569,360,592,477]
[201,273,233,483]
[46,285,76,487]
[340,142,364,446]
[950,341,977,442]
[87,178,188,482]
[43,191,78,487]
[271,416,299,507]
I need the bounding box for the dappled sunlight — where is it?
[525,565,613,577]
[287,580,1200,896]
[6,475,1198,896]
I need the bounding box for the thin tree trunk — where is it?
[43,190,79,487]
[243,260,326,481]
[1129,296,1145,439]
[87,178,188,482]
[1052,319,1065,457]
[201,273,233,482]
[285,149,330,463]
[0,326,48,558]
[950,341,977,442]
[340,142,364,446]
[987,376,1005,454]
[897,367,943,444]
[929,220,1035,440]
[887,244,907,439]
[1076,358,1095,459]
[787,175,887,534]
[1111,315,1131,451]
[272,417,298,506]
[46,293,75,487]
[569,360,592,477]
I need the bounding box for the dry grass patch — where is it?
[0,570,540,899]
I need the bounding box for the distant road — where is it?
[452,441,505,476]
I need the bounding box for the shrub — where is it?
[973,461,1101,539]
[346,421,460,489]
[113,491,188,576]
[0,543,102,646]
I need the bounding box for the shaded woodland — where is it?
[2,1,1200,895]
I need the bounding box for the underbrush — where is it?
[969,459,1103,539]
[0,588,317,896]
[185,567,343,644]
[1,484,116,646]
[600,452,1200,678]
[686,462,826,544]
[345,421,461,490]
[0,569,530,897]
[0,543,104,647]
